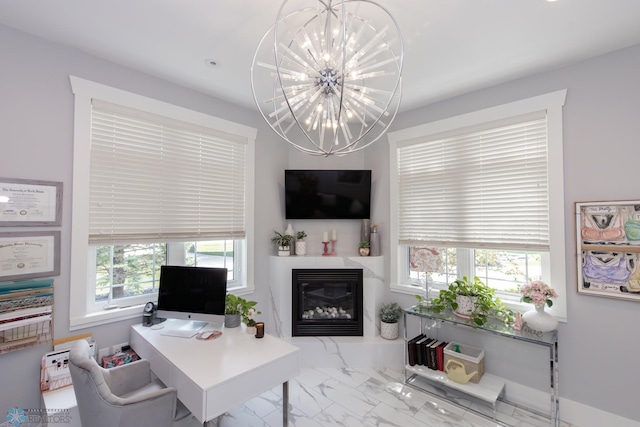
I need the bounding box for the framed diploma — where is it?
[0,231,61,281]
[0,178,62,226]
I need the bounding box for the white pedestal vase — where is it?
[522,305,558,332]
[380,321,399,340]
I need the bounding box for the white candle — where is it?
[331,229,337,241]
[322,231,329,242]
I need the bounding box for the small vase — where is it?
[370,225,380,256]
[224,314,241,328]
[361,219,370,244]
[380,321,399,340]
[522,305,558,332]
[284,224,295,255]
[295,241,307,256]
[246,325,256,335]
[358,247,370,256]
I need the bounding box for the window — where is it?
[388,91,567,320]
[69,76,256,329]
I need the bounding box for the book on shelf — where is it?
[415,336,430,365]
[428,340,442,370]
[436,341,447,371]
[407,334,425,366]
[421,337,436,366]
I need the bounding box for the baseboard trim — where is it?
[503,379,639,427]
[560,398,640,427]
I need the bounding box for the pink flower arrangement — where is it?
[519,280,557,309]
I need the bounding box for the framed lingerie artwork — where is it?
[576,201,640,301]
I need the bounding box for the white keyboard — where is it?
[160,329,199,338]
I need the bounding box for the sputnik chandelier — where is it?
[251,0,404,157]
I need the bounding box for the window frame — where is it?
[69,76,256,330]
[388,90,567,321]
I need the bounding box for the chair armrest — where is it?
[104,359,152,396]
[115,387,179,427]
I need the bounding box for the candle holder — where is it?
[330,240,337,256]
[322,241,330,256]
[255,322,264,339]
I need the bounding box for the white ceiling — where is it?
[1,0,640,112]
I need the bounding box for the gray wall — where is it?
[385,43,640,422]
[0,23,284,415]
[1,21,639,423]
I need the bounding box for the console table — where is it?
[130,320,300,426]
[403,305,559,426]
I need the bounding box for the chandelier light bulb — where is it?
[251,0,404,156]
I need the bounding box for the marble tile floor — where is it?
[186,367,574,427]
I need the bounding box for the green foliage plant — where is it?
[225,294,261,325]
[359,240,370,248]
[429,276,514,327]
[271,230,293,247]
[379,302,404,323]
[296,231,307,240]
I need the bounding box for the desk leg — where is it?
[283,381,289,426]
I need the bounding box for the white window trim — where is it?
[388,90,567,322]
[69,76,256,330]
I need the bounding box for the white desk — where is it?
[130,320,300,426]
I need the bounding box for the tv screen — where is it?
[156,266,228,324]
[285,170,371,219]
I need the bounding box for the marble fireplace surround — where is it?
[269,256,403,368]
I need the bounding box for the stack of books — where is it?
[407,333,448,371]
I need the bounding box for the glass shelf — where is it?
[403,304,560,426]
[405,305,557,347]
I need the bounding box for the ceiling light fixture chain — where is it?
[251,0,404,156]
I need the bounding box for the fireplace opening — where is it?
[292,269,363,337]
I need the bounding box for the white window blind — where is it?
[89,100,247,244]
[397,111,549,251]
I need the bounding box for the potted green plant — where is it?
[225,294,261,329]
[379,302,404,339]
[295,231,307,256]
[271,230,293,256]
[429,276,514,327]
[358,240,370,256]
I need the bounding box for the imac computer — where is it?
[156,265,228,337]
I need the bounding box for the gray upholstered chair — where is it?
[69,340,191,427]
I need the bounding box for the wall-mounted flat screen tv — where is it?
[285,170,371,219]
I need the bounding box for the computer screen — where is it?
[156,265,228,330]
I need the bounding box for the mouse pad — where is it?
[195,330,223,340]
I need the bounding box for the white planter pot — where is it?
[455,295,477,316]
[295,241,307,256]
[380,321,399,340]
[277,246,290,256]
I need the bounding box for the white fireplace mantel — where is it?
[269,255,385,339]
[268,255,404,368]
